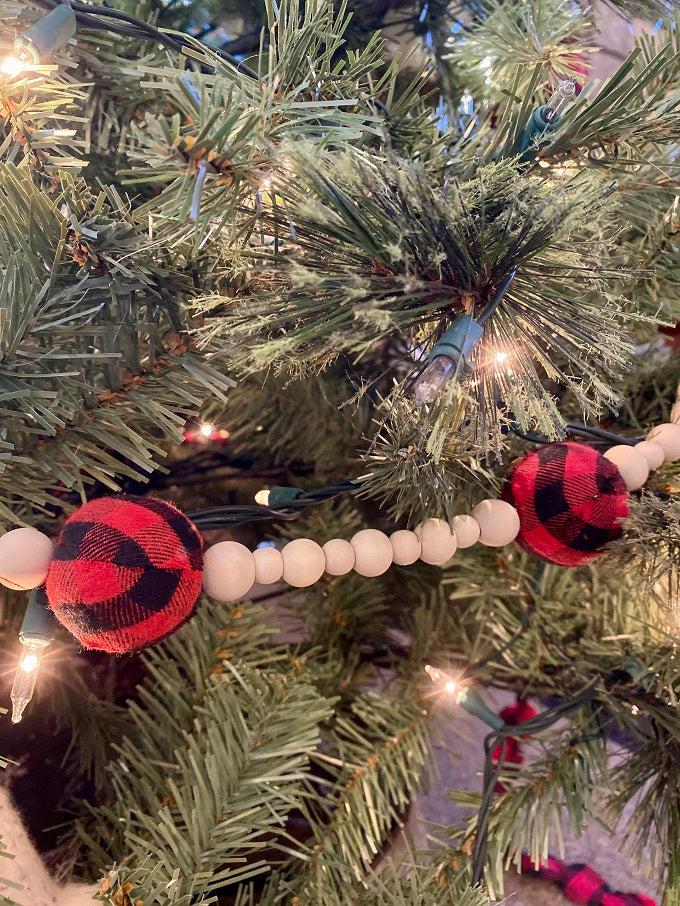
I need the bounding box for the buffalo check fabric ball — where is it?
[502,442,629,567]
[46,496,203,653]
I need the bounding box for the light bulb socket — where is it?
[458,688,506,731]
[267,486,305,506]
[16,4,76,61]
[426,315,484,366]
[19,587,55,646]
[519,105,561,154]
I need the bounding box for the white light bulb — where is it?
[255,489,270,506]
[494,351,509,364]
[20,652,39,673]
[198,422,213,438]
[1,54,26,75]
[444,680,457,694]
[11,639,48,723]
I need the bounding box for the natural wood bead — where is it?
[634,440,665,471]
[471,500,520,547]
[323,538,355,576]
[253,546,284,585]
[647,423,680,461]
[0,527,53,590]
[389,530,421,566]
[671,401,680,425]
[415,518,457,565]
[203,541,255,602]
[282,538,326,587]
[452,515,481,549]
[604,445,649,491]
[351,529,393,577]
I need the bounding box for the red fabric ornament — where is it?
[502,442,629,567]
[46,496,203,654]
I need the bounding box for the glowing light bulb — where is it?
[255,489,270,506]
[0,54,26,75]
[494,350,509,364]
[198,422,214,438]
[11,639,48,724]
[444,680,457,694]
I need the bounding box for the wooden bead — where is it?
[0,527,53,590]
[282,538,326,587]
[253,546,283,585]
[634,440,665,471]
[671,401,680,425]
[647,423,680,461]
[203,541,255,602]
[415,518,457,565]
[604,445,649,491]
[471,499,520,547]
[351,529,393,577]
[452,515,481,549]
[323,539,355,576]
[389,530,421,566]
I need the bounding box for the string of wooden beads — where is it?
[200,499,520,603]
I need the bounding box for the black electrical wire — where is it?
[34,0,258,78]
[510,422,644,447]
[470,681,599,885]
[187,479,357,530]
[477,268,518,324]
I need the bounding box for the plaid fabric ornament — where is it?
[520,854,656,906]
[493,700,656,906]
[46,496,203,653]
[502,442,629,567]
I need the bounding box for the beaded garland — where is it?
[2,411,680,653]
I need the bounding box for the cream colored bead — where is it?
[671,401,680,425]
[471,499,520,547]
[604,445,649,491]
[253,546,284,585]
[647,423,680,461]
[0,527,53,590]
[634,440,665,471]
[452,515,481,549]
[351,529,393,577]
[323,538,355,576]
[203,541,255,602]
[415,518,457,565]
[389,530,421,566]
[282,538,326,587]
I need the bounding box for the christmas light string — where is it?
[0,0,258,77]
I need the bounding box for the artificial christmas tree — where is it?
[0,0,678,904]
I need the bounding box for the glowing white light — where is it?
[444,680,457,694]
[494,351,509,364]
[20,653,39,673]
[198,422,213,438]
[255,489,270,506]
[1,55,25,75]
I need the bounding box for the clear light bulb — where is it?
[542,80,577,122]
[11,639,48,723]
[413,356,458,405]
[198,422,214,438]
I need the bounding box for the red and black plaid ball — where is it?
[45,496,203,653]
[502,442,629,567]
